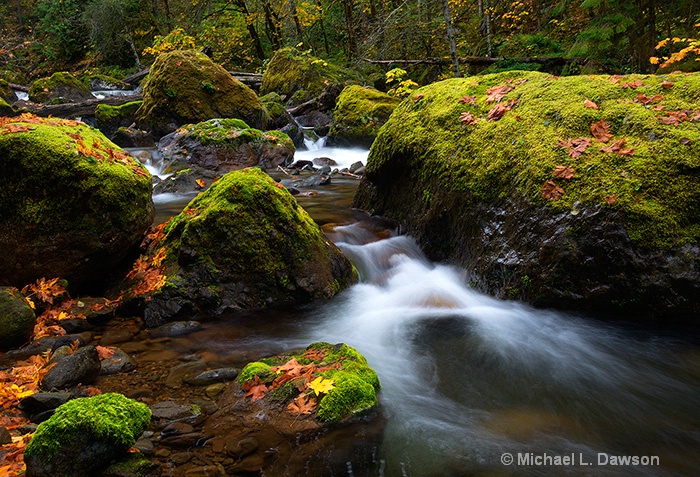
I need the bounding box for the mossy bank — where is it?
[0,115,154,289]
[354,71,700,320]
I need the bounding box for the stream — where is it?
[135,144,700,476]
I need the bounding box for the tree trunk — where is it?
[441,0,461,77]
[289,0,304,44]
[234,0,266,60]
[343,0,358,61]
[262,0,282,49]
[317,0,330,55]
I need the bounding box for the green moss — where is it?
[329,85,401,144]
[24,393,151,461]
[136,49,267,132]
[368,71,700,249]
[0,117,152,235]
[260,47,363,99]
[238,361,273,383]
[28,72,91,103]
[239,342,380,423]
[95,101,142,124]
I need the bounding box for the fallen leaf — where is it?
[459,112,479,125]
[590,119,612,143]
[542,181,565,201]
[458,95,476,104]
[22,277,65,305]
[485,84,513,103]
[413,93,424,103]
[558,137,592,158]
[287,393,317,415]
[487,99,517,121]
[195,179,205,188]
[583,99,599,109]
[96,346,116,360]
[308,376,335,396]
[621,80,644,89]
[605,194,618,205]
[243,376,269,402]
[661,80,674,89]
[553,165,575,180]
[636,93,663,105]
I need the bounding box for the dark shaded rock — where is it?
[0,117,154,290]
[150,321,203,338]
[0,334,87,363]
[159,432,208,448]
[136,50,267,138]
[101,453,162,477]
[184,368,239,386]
[349,161,364,174]
[313,157,337,167]
[19,392,72,418]
[127,168,357,326]
[24,393,151,477]
[354,71,700,321]
[111,127,156,148]
[99,329,135,346]
[99,348,137,375]
[0,287,36,349]
[161,422,194,436]
[225,437,258,459]
[150,400,200,422]
[0,426,12,445]
[41,346,101,390]
[165,361,208,388]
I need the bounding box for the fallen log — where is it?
[13,93,143,119]
[9,83,29,92]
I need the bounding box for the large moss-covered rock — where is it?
[24,393,152,477]
[95,100,143,139]
[159,118,295,174]
[136,49,267,137]
[0,115,154,289]
[260,47,362,101]
[354,71,700,320]
[131,168,356,326]
[28,72,93,104]
[328,85,401,147]
[0,287,36,349]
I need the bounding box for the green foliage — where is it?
[385,68,418,98]
[142,28,197,59]
[34,0,90,62]
[498,34,564,57]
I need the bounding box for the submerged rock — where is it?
[125,168,356,326]
[136,49,267,137]
[354,71,700,320]
[0,115,154,290]
[24,393,151,477]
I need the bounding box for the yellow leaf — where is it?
[308,376,335,396]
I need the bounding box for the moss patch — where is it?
[367,71,700,250]
[239,342,379,423]
[174,118,294,150]
[28,72,92,103]
[329,85,401,146]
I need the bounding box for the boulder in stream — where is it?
[28,72,93,104]
[24,393,152,477]
[136,49,268,137]
[354,71,700,320]
[123,168,357,326]
[0,286,36,350]
[0,115,154,290]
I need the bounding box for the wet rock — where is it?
[99,348,137,375]
[225,437,258,459]
[101,453,162,477]
[28,72,92,104]
[150,400,200,422]
[354,70,700,320]
[0,287,36,349]
[99,329,135,346]
[166,361,208,388]
[161,422,194,436]
[170,452,193,465]
[288,159,314,170]
[184,368,239,386]
[41,346,101,391]
[205,383,227,399]
[0,426,12,445]
[313,157,338,167]
[111,127,156,148]
[150,320,203,338]
[349,161,364,174]
[133,437,155,455]
[184,465,225,477]
[24,393,151,477]
[159,432,208,448]
[18,392,72,420]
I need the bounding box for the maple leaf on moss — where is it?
[459,112,479,125]
[636,93,663,105]
[542,181,564,201]
[287,393,317,416]
[605,194,619,205]
[558,137,591,158]
[601,138,634,156]
[590,120,612,143]
[661,80,674,89]
[459,95,476,104]
[621,80,644,89]
[243,376,269,402]
[485,84,514,103]
[583,99,599,109]
[308,376,335,396]
[553,165,575,180]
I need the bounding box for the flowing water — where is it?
[143,143,700,476]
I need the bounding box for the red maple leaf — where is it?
[459,95,477,104]
[287,393,317,416]
[542,181,565,201]
[583,99,599,109]
[485,84,514,103]
[243,376,269,402]
[459,112,479,125]
[553,165,575,180]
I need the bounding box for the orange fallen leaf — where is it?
[542,181,565,201]
[553,165,575,180]
[583,99,599,109]
[590,119,612,143]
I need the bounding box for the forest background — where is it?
[0,0,698,87]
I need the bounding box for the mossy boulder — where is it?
[260,47,362,102]
[24,393,152,477]
[238,342,380,423]
[158,118,295,175]
[136,49,268,138]
[328,85,401,147]
[0,97,12,116]
[131,168,356,326]
[0,287,36,349]
[28,72,93,104]
[95,101,143,139]
[0,115,154,290]
[354,70,700,320]
[0,78,16,103]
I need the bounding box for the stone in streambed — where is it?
[0,286,36,350]
[24,393,151,477]
[41,346,101,391]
